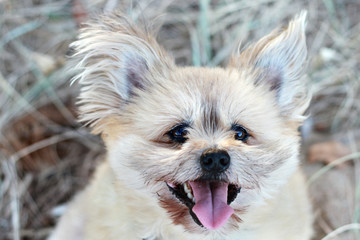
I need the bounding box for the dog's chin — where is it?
[165,179,241,230]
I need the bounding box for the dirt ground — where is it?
[1,0,360,239]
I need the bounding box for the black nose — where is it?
[200,148,230,173]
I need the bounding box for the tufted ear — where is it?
[228,11,309,121]
[70,13,174,133]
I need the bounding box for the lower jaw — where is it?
[189,208,204,227]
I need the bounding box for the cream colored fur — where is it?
[49,11,313,240]
[50,162,312,240]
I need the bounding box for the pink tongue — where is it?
[189,181,234,230]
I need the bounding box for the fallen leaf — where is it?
[307,141,351,166]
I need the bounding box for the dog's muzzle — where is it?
[166,148,240,230]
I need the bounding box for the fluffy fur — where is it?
[49,11,313,240]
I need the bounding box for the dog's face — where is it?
[71,12,308,234]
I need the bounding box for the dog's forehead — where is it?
[167,67,238,127]
[164,67,240,106]
[162,67,270,121]
[171,67,239,93]
[131,67,279,133]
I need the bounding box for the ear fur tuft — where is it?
[70,12,174,133]
[229,11,309,121]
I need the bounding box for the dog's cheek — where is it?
[107,135,153,194]
[107,134,179,201]
[228,138,299,201]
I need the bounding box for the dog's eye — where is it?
[168,124,188,143]
[232,124,249,142]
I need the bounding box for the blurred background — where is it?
[0,0,359,239]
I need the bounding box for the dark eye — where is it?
[232,124,249,142]
[168,124,189,143]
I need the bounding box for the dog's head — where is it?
[71,12,309,234]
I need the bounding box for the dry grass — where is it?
[0,0,359,239]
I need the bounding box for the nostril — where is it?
[220,157,229,167]
[202,157,214,168]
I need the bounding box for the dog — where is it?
[49,11,313,240]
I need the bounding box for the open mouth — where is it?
[167,181,241,230]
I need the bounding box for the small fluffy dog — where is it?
[49,11,313,240]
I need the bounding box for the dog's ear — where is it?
[70,13,174,133]
[228,12,309,121]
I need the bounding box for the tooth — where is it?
[187,192,193,200]
[184,183,190,193]
[192,197,195,203]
